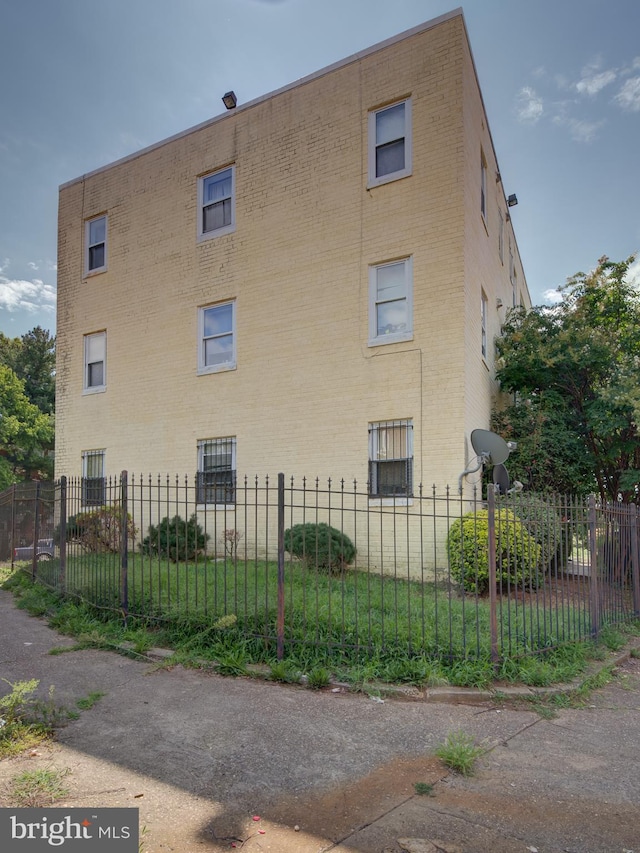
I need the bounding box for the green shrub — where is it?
[447,508,542,594]
[284,522,356,574]
[141,514,209,562]
[55,504,137,554]
[498,493,570,571]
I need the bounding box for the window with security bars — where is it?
[81,450,106,506]
[197,437,236,505]
[368,420,413,498]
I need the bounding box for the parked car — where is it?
[13,538,55,561]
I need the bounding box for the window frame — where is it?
[83,331,106,394]
[81,449,106,507]
[197,165,236,241]
[368,420,414,499]
[480,152,488,221]
[85,214,107,276]
[197,300,236,375]
[196,437,237,506]
[481,290,488,359]
[368,257,413,347]
[368,98,412,187]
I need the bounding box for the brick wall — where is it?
[56,11,528,508]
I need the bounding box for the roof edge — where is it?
[59,7,464,191]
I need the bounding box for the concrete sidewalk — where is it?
[1,589,639,853]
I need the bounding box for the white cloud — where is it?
[0,258,9,275]
[0,276,56,314]
[552,115,604,143]
[576,66,617,97]
[620,57,640,75]
[543,288,563,305]
[27,261,39,270]
[615,77,640,112]
[516,86,543,123]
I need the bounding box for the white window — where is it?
[480,152,487,220]
[198,301,236,374]
[368,99,412,186]
[197,437,236,505]
[197,166,235,239]
[85,215,107,275]
[368,258,413,346]
[498,209,504,263]
[83,331,106,393]
[369,420,413,498]
[81,449,106,506]
[481,290,488,358]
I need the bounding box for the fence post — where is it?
[31,481,41,582]
[631,504,640,617]
[120,471,129,625]
[588,494,600,637]
[10,483,16,568]
[487,484,499,665]
[277,472,285,661]
[59,476,67,588]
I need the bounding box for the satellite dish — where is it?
[458,428,516,493]
[493,464,510,495]
[470,429,510,466]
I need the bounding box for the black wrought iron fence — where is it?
[2,474,639,663]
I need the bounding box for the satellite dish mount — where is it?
[458,429,515,493]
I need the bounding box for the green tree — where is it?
[494,255,640,501]
[0,364,54,483]
[0,326,55,414]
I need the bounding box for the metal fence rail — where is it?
[1,474,639,663]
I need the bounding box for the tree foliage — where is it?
[0,364,54,484]
[0,326,55,415]
[0,327,55,484]
[494,256,640,501]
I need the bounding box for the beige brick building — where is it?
[56,8,529,513]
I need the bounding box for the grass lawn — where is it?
[15,551,604,679]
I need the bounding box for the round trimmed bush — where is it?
[284,522,356,574]
[141,514,209,562]
[447,508,542,594]
[498,493,570,572]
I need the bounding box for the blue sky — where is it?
[1,0,639,338]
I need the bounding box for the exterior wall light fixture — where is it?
[222,91,237,110]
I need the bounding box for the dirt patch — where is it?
[264,755,447,843]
